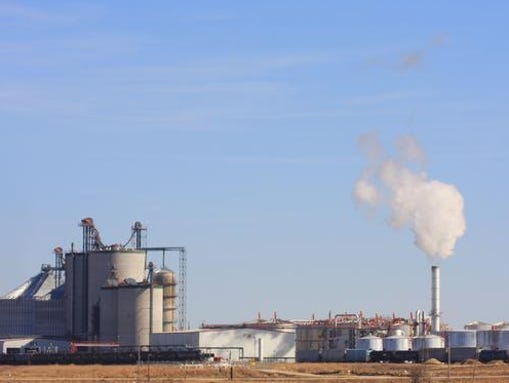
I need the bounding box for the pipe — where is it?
[431,265,440,333]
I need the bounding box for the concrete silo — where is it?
[154,269,177,333]
[116,283,163,347]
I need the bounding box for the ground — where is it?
[0,361,509,382]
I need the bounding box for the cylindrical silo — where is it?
[87,249,146,336]
[383,334,411,351]
[412,335,445,351]
[493,330,509,351]
[477,330,494,350]
[356,335,383,351]
[154,269,177,332]
[117,284,162,347]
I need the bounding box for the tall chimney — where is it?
[431,265,440,333]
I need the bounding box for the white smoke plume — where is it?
[354,133,466,259]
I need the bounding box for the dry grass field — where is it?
[0,361,509,382]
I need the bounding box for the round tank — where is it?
[493,330,509,350]
[356,335,383,351]
[391,325,411,337]
[477,330,494,350]
[465,321,492,331]
[99,287,118,341]
[412,335,445,350]
[383,335,411,351]
[446,330,477,348]
[117,284,162,347]
[154,269,177,332]
[87,250,146,335]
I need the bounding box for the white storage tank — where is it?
[383,334,411,351]
[356,335,383,351]
[493,330,509,351]
[117,284,162,347]
[446,330,477,348]
[412,335,445,350]
[477,330,494,350]
[88,249,146,334]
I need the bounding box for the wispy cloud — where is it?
[0,2,75,23]
[346,91,418,106]
[0,83,87,115]
[365,34,447,73]
[180,14,236,23]
[139,81,283,95]
[400,52,422,71]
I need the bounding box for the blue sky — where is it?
[1,1,508,329]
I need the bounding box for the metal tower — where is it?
[141,246,187,331]
[178,248,187,331]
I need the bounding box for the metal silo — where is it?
[477,330,494,350]
[383,334,411,351]
[117,283,163,347]
[154,269,177,332]
[356,335,383,351]
[493,330,509,351]
[87,249,146,336]
[412,335,445,350]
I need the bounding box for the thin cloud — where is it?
[400,52,422,71]
[0,2,75,23]
[346,91,417,106]
[180,14,236,23]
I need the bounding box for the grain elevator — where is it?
[0,218,187,348]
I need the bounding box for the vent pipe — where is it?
[431,265,440,333]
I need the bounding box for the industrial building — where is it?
[0,218,187,350]
[151,319,296,361]
[1,219,509,364]
[0,218,296,361]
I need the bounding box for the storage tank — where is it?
[476,330,509,351]
[383,334,411,351]
[356,335,383,351]
[465,321,492,331]
[87,249,146,335]
[412,335,445,350]
[493,330,509,351]
[446,330,477,348]
[477,330,494,350]
[391,324,411,337]
[117,284,162,347]
[154,269,177,332]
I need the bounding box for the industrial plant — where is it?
[0,218,508,365]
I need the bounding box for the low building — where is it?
[151,322,296,361]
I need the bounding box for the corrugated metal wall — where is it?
[0,299,66,337]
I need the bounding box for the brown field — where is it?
[0,361,509,382]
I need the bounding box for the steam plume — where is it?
[354,133,466,259]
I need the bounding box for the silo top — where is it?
[154,269,176,286]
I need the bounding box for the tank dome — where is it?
[154,269,176,286]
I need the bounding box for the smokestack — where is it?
[431,265,440,333]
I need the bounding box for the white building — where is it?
[151,326,295,361]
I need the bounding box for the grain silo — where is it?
[116,282,163,347]
[154,269,177,332]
